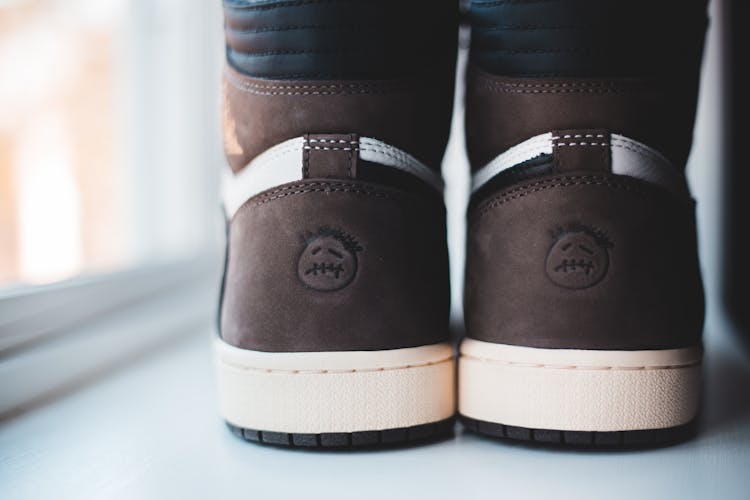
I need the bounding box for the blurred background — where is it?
[0,0,222,287]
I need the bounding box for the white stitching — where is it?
[307,138,358,145]
[359,145,409,161]
[611,137,664,158]
[223,355,454,374]
[303,146,358,151]
[551,134,606,140]
[226,69,387,91]
[461,353,700,371]
[225,69,410,95]
[358,146,428,177]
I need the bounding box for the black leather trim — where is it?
[226,417,455,448]
[468,0,708,78]
[357,159,442,201]
[470,154,554,208]
[224,0,457,80]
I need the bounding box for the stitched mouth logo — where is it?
[545,223,612,289]
[297,226,363,291]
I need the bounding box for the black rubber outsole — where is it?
[226,417,455,449]
[460,415,697,448]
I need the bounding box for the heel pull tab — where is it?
[302,133,359,180]
[552,129,611,173]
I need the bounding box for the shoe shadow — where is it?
[449,316,465,345]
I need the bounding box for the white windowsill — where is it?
[0,255,220,417]
[0,309,748,500]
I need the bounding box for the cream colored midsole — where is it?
[214,338,456,433]
[458,338,702,432]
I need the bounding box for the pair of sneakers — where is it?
[215,26,704,449]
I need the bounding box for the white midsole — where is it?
[214,338,456,433]
[458,338,702,432]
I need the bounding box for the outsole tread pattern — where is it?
[460,415,696,448]
[227,418,454,449]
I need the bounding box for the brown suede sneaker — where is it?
[458,68,705,447]
[215,1,458,448]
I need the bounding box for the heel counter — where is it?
[221,180,450,352]
[464,173,704,350]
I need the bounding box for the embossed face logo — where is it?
[297,227,363,291]
[545,224,612,289]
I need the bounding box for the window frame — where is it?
[0,0,225,419]
[0,253,220,418]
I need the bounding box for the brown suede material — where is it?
[302,134,358,179]
[465,67,699,170]
[552,129,611,173]
[222,65,454,172]
[464,172,704,350]
[221,180,450,352]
